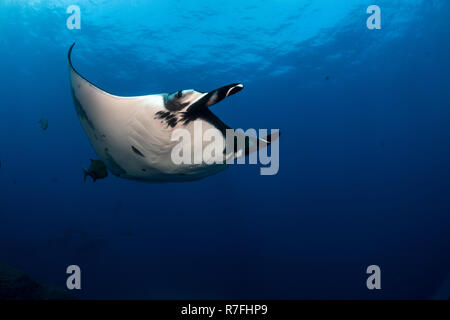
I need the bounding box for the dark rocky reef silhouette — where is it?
[0,263,73,300]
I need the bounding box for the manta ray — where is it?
[68,43,278,182]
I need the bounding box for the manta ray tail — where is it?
[245,130,280,157]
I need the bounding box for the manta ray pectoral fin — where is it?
[185,83,244,115]
[68,43,115,96]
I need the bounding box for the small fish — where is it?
[325,75,330,81]
[38,119,48,130]
[83,159,108,182]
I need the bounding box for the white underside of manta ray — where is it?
[68,43,279,182]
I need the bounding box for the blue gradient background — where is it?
[0,0,449,299]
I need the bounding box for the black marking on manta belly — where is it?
[180,108,205,125]
[155,111,180,128]
[131,146,145,158]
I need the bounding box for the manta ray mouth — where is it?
[180,83,244,128]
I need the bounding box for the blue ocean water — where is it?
[0,0,449,299]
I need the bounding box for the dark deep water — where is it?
[0,0,450,299]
